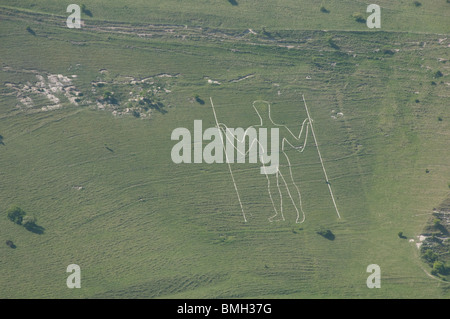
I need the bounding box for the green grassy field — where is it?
[0,1,449,298]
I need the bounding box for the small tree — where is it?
[26,26,35,35]
[328,37,340,50]
[7,206,26,225]
[195,95,205,105]
[102,91,118,105]
[352,12,366,23]
[422,249,438,264]
[22,215,37,229]
[398,231,404,238]
[320,6,330,13]
[81,4,92,17]
[6,240,15,248]
[433,261,445,275]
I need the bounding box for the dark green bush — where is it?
[7,206,26,225]
[26,26,35,35]
[6,240,16,248]
[352,12,366,23]
[317,229,335,240]
[422,249,438,264]
[433,261,446,275]
[22,216,38,232]
[328,37,340,50]
[195,95,205,105]
[81,4,92,17]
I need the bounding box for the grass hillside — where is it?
[0,1,449,298]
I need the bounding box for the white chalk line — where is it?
[302,94,341,219]
[211,98,310,223]
[210,95,341,222]
[210,97,247,222]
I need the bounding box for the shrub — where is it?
[422,249,438,264]
[7,206,26,225]
[352,12,366,23]
[132,110,140,118]
[320,6,330,13]
[22,215,37,230]
[102,91,118,104]
[433,261,446,275]
[328,37,340,50]
[414,1,422,6]
[261,27,272,38]
[398,231,405,238]
[383,49,395,55]
[434,70,443,78]
[6,240,16,248]
[26,26,35,35]
[438,116,443,121]
[81,4,92,17]
[195,95,205,105]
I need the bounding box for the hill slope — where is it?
[0,1,449,298]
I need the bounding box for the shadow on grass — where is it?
[24,223,45,235]
[83,9,93,17]
[436,223,449,236]
[195,96,205,105]
[228,0,238,6]
[153,102,168,114]
[26,27,36,36]
[317,229,335,240]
